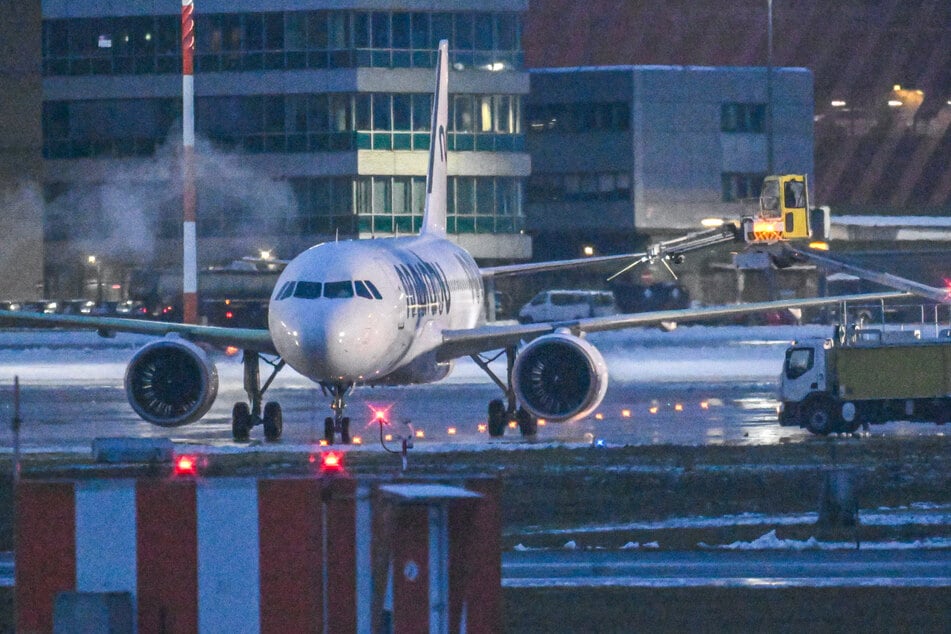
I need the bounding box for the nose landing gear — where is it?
[321,381,354,444]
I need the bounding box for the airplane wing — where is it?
[786,245,951,304]
[480,252,647,278]
[0,310,276,354]
[436,290,911,361]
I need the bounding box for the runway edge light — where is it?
[316,450,345,474]
[174,454,199,476]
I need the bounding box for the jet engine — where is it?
[124,336,219,427]
[513,331,608,422]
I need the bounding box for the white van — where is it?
[517,290,617,323]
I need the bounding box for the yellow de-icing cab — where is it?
[747,174,813,243]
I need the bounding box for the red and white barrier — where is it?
[17,477,358,633]
[16,474,501,634]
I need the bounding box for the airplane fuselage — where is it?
[267,234,485,386]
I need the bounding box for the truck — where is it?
[778,330,951,434]
[743,173,829,245]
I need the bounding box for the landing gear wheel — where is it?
[487,399,506,437]
[263,402,283,441]
[802,394,839,435]
[340,417,351,444]
[516,406,538,437]
[323,417,335,444]
[232,402,252,442]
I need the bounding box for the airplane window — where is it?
[354,280,374,299]
[293,281,323,299]
[276,281,295,300]
[324,281,354,299]
[364,280,383,299]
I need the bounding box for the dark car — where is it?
[610,281,690,314]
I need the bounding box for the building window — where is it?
[42,10,523,76]
[527,172,631,203]
[322,176,524,234]
[721,103,766,133]
[42,98,178,159]
[526,102,629,133]
[44,93,522,159]
[722,172,765,202]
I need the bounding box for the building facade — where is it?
[525,65,814,259]
[524,0,951,216]
[40,0,530,300]
[0,0,44,300]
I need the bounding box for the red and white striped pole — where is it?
[181,0,198,324]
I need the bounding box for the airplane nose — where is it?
[270,300,391,381]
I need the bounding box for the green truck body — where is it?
[835,342,951,401]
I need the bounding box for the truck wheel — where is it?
[802,394,839,435]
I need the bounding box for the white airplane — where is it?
[0,41,911,443]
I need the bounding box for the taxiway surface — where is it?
[0,325,945,451]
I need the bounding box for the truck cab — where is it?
[744,174,829,244]
[778,339,832,426]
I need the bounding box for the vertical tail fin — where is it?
[421,40,449,236]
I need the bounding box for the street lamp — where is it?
[766,0,774,175]
[87,255,103,305]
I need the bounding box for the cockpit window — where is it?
[281,279,381,301]
[324,281,354,299]
[354,280,373,299]
[276,281,295,300]
[364,280,383,300]
[293,281,322,299]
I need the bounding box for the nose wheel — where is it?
[321,381,354,444]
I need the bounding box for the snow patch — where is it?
[705,529,951,551]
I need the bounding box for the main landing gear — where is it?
[320,381,354,445]
[232,350,286,442]
[471,346,538,438]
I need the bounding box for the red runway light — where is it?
[368,404,394,426]
[174,454,198,476]
[320,451,344,473]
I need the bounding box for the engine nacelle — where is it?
[513,331,608,422]
[124,336,219,427]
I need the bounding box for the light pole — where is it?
[766,0,774,175]
[87,255,103,306]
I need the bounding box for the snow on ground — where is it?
[709,529,951,551]
[511,503,951,536]
[835,215,951,228]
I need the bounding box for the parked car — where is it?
[610,281,690,313]
[517,290,617,324]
